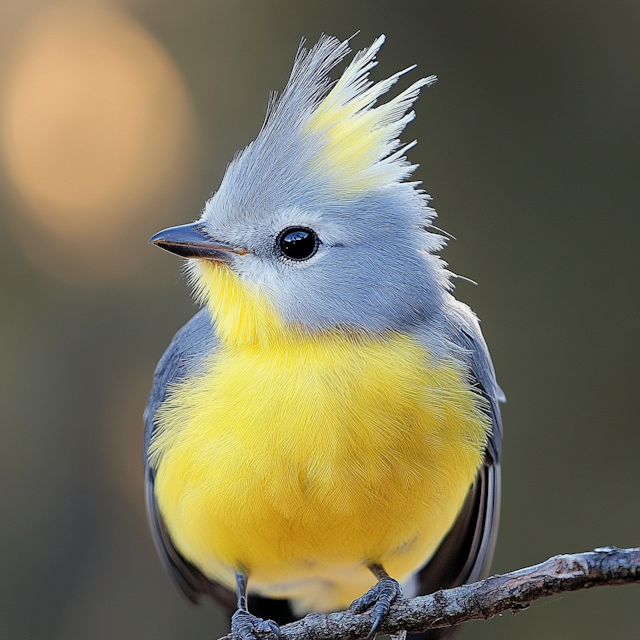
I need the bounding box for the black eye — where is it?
[277,227,319,261]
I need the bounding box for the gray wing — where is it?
[411,301,504,639]
[144,309,236,611]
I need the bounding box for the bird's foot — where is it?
[231,609,281,640]
[349,576,403,639]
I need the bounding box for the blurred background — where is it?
[0,1,638,638]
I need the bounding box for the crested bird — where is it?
[145,34,503,640]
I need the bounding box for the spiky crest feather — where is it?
[217,35,435,204]
[302,36,436,195]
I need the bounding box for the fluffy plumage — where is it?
[145,34,504,640]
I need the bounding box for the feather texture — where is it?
[145,34,504,640]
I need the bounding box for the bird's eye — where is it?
[277,227,319,261]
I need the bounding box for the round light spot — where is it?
[0,1,196,281]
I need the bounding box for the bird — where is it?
[145,34,503,640]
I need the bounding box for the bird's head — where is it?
[151,35,451,346]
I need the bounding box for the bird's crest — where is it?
[221,35,436,203]
[300,35,435,195]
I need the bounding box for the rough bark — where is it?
[217,546,640,640]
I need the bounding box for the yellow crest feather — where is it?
[303,35,436,196]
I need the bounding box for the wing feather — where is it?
[144,309,235,611]
[409,301,504,639]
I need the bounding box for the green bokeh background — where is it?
[1,1,638,638]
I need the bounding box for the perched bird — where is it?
[145,34,503,640]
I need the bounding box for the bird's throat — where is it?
[189,260,289,346]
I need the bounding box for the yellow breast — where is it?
[150,262,489,613]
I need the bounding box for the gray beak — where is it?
[149,222,246,261]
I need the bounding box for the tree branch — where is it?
[217,546,640,640]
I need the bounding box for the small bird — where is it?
[145,34,503,640]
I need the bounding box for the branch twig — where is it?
[217,546,640,640]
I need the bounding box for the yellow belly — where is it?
[150,328,489,613]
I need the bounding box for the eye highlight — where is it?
[277,227,319,261]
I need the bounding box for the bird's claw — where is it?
[231,609,281,640]
[349,576,403,639]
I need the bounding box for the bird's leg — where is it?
[349,564,405,640]
[231,572,281,640]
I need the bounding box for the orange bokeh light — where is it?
[0,1,196,279]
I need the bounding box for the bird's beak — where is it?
[149,222,246,262]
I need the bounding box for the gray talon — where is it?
[267,620,281,639]
[349,576,403,639]
[231,609,280,640]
